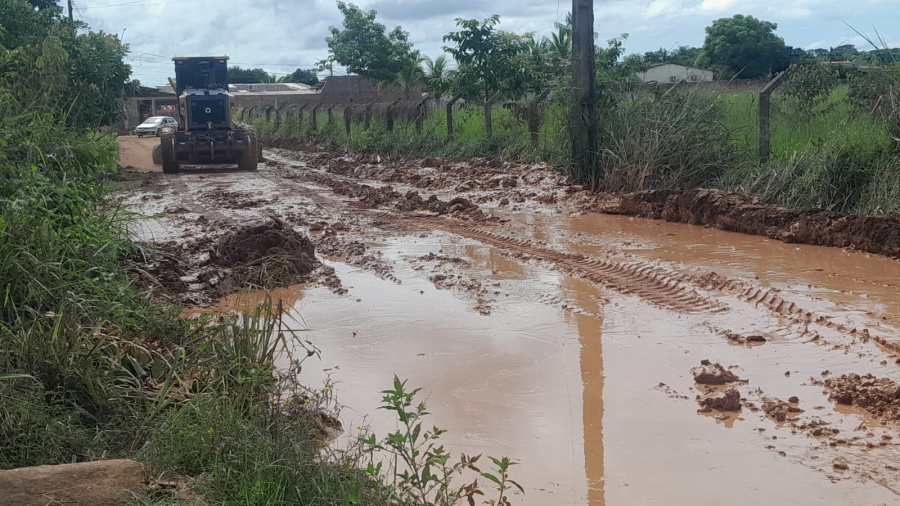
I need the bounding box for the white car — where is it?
[136,116,177,137]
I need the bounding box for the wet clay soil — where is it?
[609,189,900,259]
[117,137,900,505]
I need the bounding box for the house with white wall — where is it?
[635,63,714,84]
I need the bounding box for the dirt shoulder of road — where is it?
[606,189,900,260]
[268,144,900,260]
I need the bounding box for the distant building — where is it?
[635,63,714,84]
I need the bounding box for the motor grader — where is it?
[151,56,258,173]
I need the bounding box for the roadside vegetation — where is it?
[251,5,900,218]
[1,2,518,505]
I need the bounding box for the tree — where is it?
[378,53,424,98]
[669,45,701,66]
[421,54,452,99]
[27,0,59,9]
[325,2,414,82]
[830,44,858,61]
[0,0,58,49]
[229,67,273,83]
[702,15,789,79]
[442,15,532,100]
[0,0,131,127]
[64,29,132,126]
[280,68,318,85]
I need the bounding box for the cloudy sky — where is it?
[72,0,898,86]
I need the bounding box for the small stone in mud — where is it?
[691,361,745,385]
[833,458,849,471]
[788,396,800,403]
[697,387,742,412]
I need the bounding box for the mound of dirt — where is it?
[691,359,745,385]
[608,189,900,259]
[823,373,900,422]
[213,218,318,286]
[761,397,804,422]
[697,387,742,412]
[129,217,332,306]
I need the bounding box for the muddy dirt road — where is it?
[117,136,900,505]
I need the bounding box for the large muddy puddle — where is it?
[122,141,900,505]
[250,215,899,505]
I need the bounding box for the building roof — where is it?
[154,82,316,95]
[647,62,711,72]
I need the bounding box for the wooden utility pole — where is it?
[571,0,596,174]
[68,0,73,21]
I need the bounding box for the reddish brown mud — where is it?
[117,140,900,505]
[608,188,900,259]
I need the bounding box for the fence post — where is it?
[363,103,374,131]
[386,98,401,132]
[344,104,352,136]
[328,104,337,125]
[311,104,321,131]
[446,94,463,139]
[416,98,427,134]
[485,92,502,139]
[759,71,788,164]
[274,105,282,130]
[264,106,272,122]
[298,103,309,130]
[528,89,552,146]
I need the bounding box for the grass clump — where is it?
[250,73,900,218]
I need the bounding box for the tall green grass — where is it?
[718,86,891,161]
[251,82,900,217]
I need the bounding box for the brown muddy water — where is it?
[225,213,900,505]
[120,141,900,505]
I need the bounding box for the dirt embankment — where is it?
[608,189,900,259]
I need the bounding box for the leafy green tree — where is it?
[783,61,838,112]
[702,15,789,78]
[830,44,858,61]
[378,53,424,98]
[324,1,414,82]
[279,68,318,85]
[421,55,452,99]
[1,0,131,127]
[0,0,58,49]
[27,0,59,9]
[442,15,533,100]
[229,67,274,83]
[63,30,131,126]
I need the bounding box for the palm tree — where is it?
[421,55,453,100]
[548,24,572,71]
[379,53,426,99]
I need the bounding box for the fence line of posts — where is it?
[240,90,561,147]
[239,67,795,165]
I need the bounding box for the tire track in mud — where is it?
[690,273,900,352]
[264,151,900,348]
[418,219,726,314]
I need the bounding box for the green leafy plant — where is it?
[361,376,522,506]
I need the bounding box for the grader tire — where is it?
[151,145,162,165]
[160,135,180,174]
[239,134,258,171]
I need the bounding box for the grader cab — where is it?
[152,56,258,173]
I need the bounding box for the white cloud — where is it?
[699,0,736,12]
